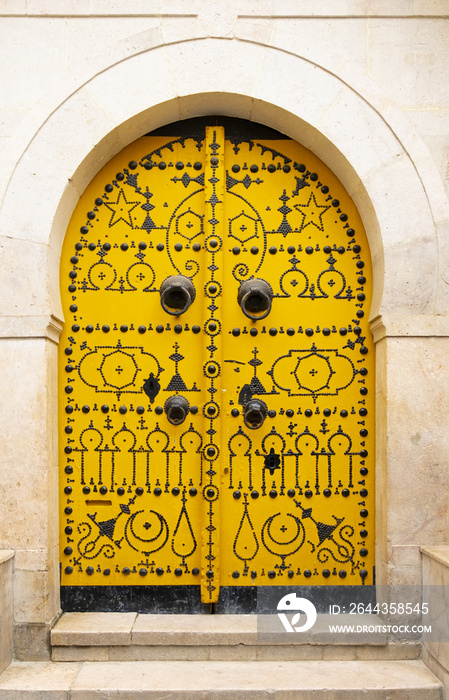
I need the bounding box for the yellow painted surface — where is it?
[59,126,374,602]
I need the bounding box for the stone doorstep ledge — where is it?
[0,551,14,566]
[420,545,449,698]
[421,545,449,568]
[51,612,389,648]
[0,659,443,700]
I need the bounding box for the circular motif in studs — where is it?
[203,484,219,502]
[205,235,222,253]
[204,444,219,460]
[205,281,222,298]
[204,360,221,378]
[204,318,221,336]
[204,402,219,419]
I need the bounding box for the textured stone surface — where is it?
[0,551,13,674]
[13,622,52,662]
[0,661,81,700]
[0,659,437,699]
[0,659,441,699]
[52,641,421,663]
[51,612,137,646]
[132,613,257,646]
[421,547,449,698]
[51,613,388,650]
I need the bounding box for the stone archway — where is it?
[0,32,446,649]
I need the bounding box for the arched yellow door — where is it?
[59,119,374,612]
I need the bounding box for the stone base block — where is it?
[14,622,53,662]
[0,551,14,674]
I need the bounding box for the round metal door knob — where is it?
[237,278,273,320]
[160,275,196,316]
[243,399,268,430]
[164,395,190,425]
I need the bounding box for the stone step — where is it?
[0,659,443,698]
[51,612,421,662]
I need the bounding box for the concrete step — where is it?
[50,612,421,662]
[0,659,443,699]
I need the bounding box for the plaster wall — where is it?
[0,0,448,658]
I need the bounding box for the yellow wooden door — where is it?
[59,121,374,610]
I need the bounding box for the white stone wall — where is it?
[0,0,448,657]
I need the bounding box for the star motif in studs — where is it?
[294,192,330,231]
[104,188,140,228]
